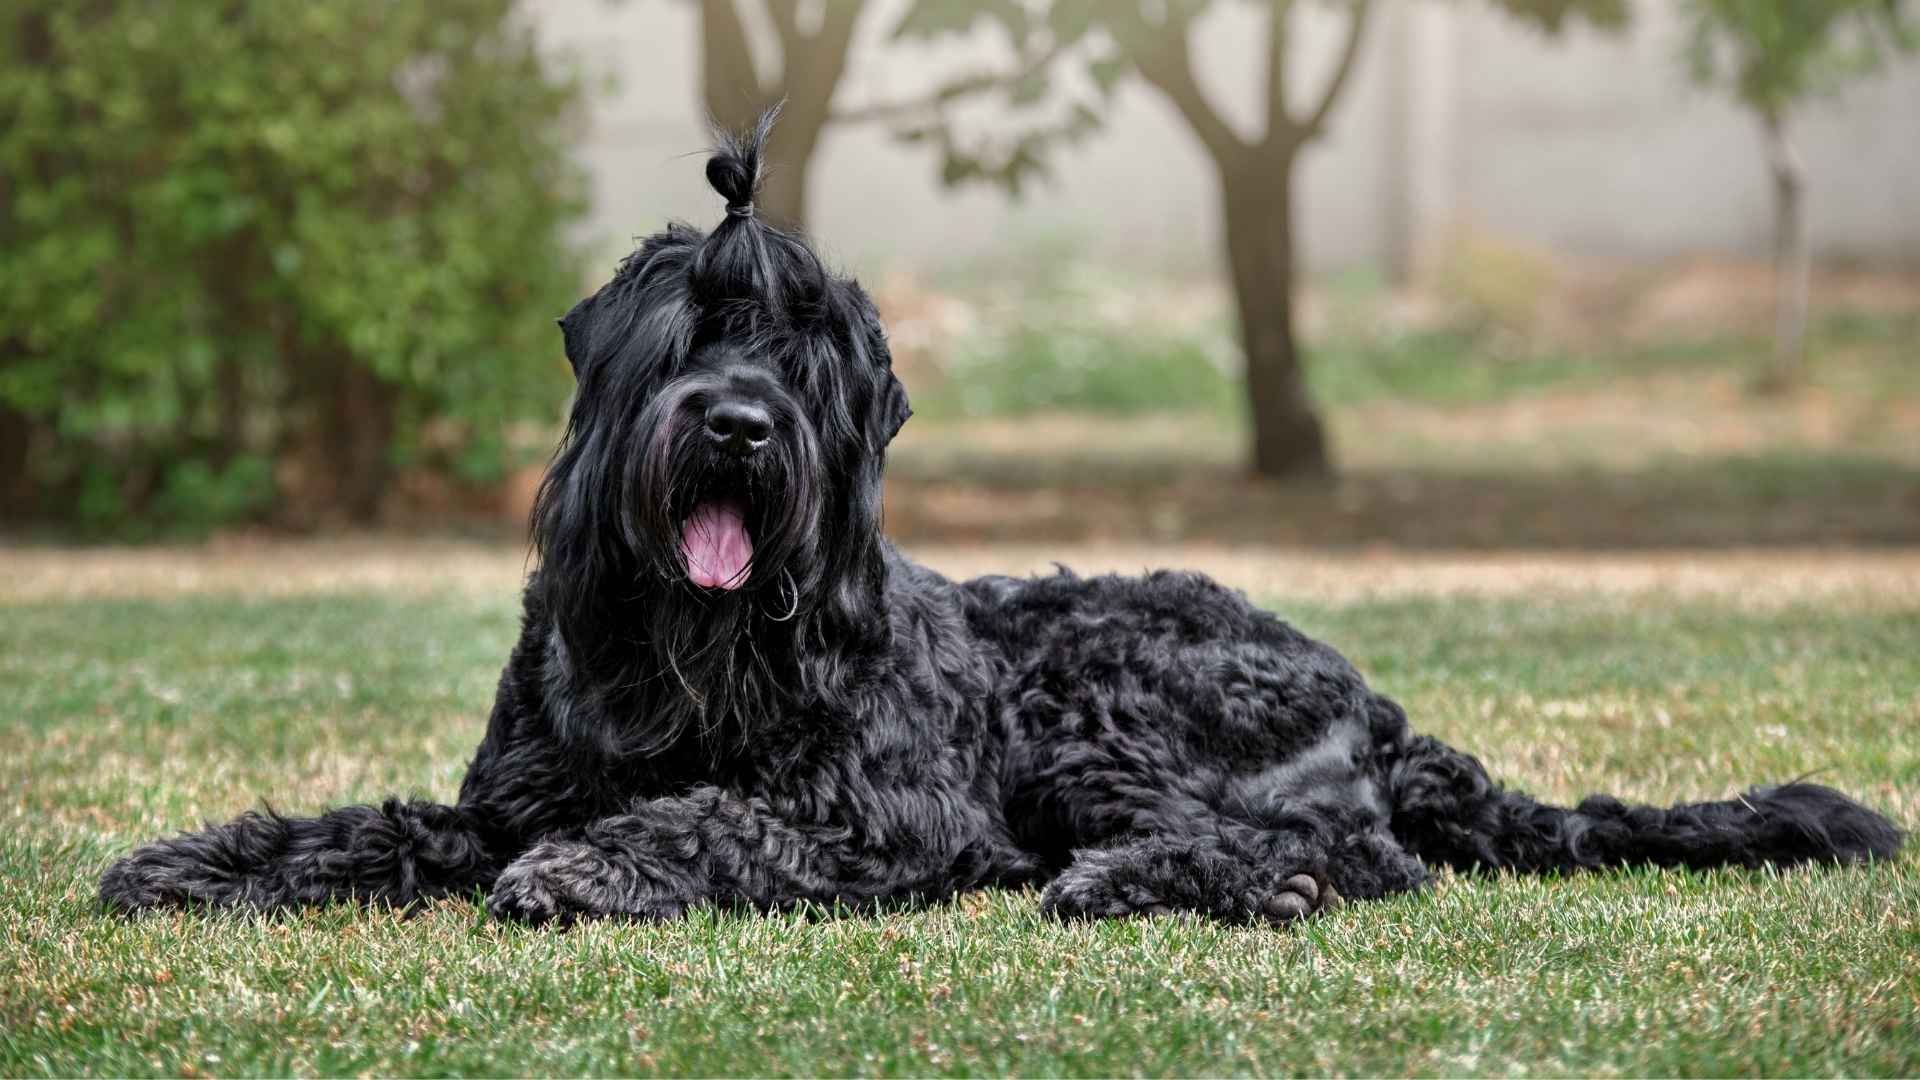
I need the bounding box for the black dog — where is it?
[99,115,1902,926]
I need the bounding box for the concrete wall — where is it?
[1450,4,1920,265]
[534,0,1920,279]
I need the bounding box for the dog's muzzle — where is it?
[681,390,773,589]
[628,364,820,595]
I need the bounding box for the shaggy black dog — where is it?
[99,115,1903,926]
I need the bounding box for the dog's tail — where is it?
[1380,714,1902,875]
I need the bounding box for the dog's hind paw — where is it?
[485,840,689,926]
[1040,841,1335,925]
[1037,864,1148,921]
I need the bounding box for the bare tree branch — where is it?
[817,0,866,83]
[1127,12,1248,166]
[1265,0,1296,141]
[750,0,869,226]
[763,0,803,55]
[1299,0,1375,142]
[785,0,863,101]
[828,38,1069,126]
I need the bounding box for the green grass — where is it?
[1305,330,1736,410]
[909,296,1917,421]
[3,589,1917,1076]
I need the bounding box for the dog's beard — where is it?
[530,389,822,759]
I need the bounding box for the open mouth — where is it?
[680,499,753,590]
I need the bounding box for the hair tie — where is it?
[726,202,755,219]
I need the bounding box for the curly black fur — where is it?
[99,114,1904,927]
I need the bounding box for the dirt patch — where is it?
[0,537,534,603]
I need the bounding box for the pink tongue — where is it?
[680,501,753,590]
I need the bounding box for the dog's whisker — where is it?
[762,568,801,623]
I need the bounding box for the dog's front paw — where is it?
[1040,857,1169,920]
[485,840,687,926]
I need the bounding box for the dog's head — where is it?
[534,110,910,678]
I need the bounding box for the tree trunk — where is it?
[1761,110,1810,390]
[282,355,393,526]
[1220,155,1330,480]
[0,403,32,518]
[327,363,394,523]
[699,0,862,233]
[701,0,767,132]
[758,99,824,230]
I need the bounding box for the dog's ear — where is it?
[876,371,912,449]
[556,294,596,377]
[850,286,910,448]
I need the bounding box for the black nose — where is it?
[704,400,772,456]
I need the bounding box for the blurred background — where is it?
[3,0,1916,550]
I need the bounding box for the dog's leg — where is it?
[1039,827,1427,924]
[484,782,984,925]
[98,799,499,914]
[1039,832,1335,924]
[484,786,838,924]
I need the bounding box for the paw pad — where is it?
[1258,873,1328,924]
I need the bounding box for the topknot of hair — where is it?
[706,103,782,214]
[690,102,837,321]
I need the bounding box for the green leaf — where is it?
[1046,0,1106,45]
[1087,53,1132,96]
[1007,65,1050,106]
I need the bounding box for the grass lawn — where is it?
[2,557,1916,1077]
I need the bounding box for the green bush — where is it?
[0,2,587,532]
